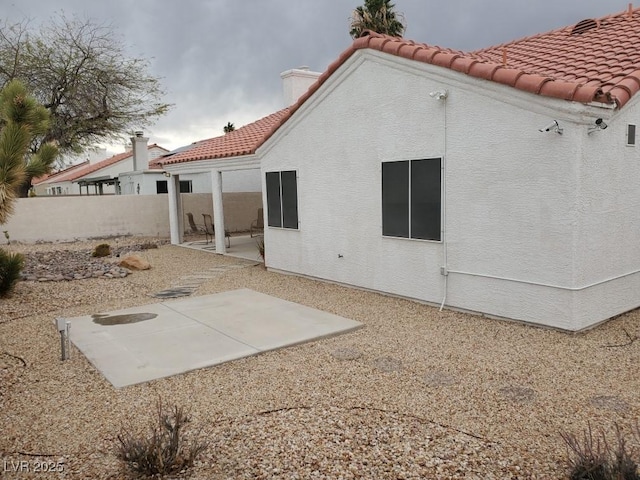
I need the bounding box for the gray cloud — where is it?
[3,0,634,150]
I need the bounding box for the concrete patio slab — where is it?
[65,289,363,388]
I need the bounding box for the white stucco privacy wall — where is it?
[2,193,262,243]
[259,50,637,330]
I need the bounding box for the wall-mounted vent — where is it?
[627,124,636,145]
[571,19,598,35]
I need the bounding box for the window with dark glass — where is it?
[156,180,192,194]
[382,158,441,241]
[266,170,298,229]
[179,180,192,193]
[156,180,168,194]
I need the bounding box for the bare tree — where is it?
[0,14,172,194]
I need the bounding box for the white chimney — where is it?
[280,66,322,106]
[130,131,149,171]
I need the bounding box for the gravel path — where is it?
[1,237,639,479]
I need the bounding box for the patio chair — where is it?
[202,213,231,248]
[186,212,205,234]
[250,208,264,238]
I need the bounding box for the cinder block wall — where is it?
[3,193,262,243]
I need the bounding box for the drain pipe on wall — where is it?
[429,89,449,311]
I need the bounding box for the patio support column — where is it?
[211,169,226,254]
[168,173,183,245]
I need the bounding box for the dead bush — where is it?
[116,399,208,476]
[561,423,639,480]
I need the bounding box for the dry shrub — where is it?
[561,423,640,480]
[92,243,111,257]
[116,399,208,476]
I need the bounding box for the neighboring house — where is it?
[33,138,169,195]
[161,67,321,243]
[32,160,90,196]
[255,6,640,331]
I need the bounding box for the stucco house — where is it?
[164,6,640,331]
[160,67,321,241]
[34,137,170,195]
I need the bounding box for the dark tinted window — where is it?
[382,158,441,240]
[411,159,441,241]
[156,180,168,194]
[628,124,636,146]
[382,161,409,237]
[179,180,192,193]
[265,172,282,227]
[281,171,298,229]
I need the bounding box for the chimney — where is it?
[130,131,150,171]
[280,66,322,106]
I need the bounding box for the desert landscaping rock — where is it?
[118,254,151,271]
[1,237,639,479]
[20,247,144,281]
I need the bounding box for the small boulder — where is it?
[119,255,151,271]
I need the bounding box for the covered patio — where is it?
[157,109,289,257]
[180,233,263,262]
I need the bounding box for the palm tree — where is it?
[223,122,235,134]
[0,80,58,224]
[349,0,406,39]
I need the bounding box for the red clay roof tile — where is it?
[159,109,290,166]
[169,6,640,166]
[34,144,168,185]
[32,161,89,185]
[258,6,640,150]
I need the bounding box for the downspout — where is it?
[428,89,448,311]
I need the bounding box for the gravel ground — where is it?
[1,237,639,479]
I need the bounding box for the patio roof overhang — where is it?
[75,175,118,186]
[161,154,260,175]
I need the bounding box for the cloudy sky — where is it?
[4,0,636,153]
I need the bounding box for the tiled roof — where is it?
[33,144,168,185]
[258,6,640,149]
[470,6,640,107]
[66,150,134,181]
[32,160,89,185]
[159,109,290,165]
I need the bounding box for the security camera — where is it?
[539,120,562,134]
[588,118,608,135]
[595,118,607,130]
[539,120,559,132]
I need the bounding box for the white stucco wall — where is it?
[221,169,261,192]
[2,193,262,242]
[568,96,640,329]
[259,50,633,330]
[34,180,78,196]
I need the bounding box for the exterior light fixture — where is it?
[539,120,563,135]
[163,171,171,177]
[429,90,448,100]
